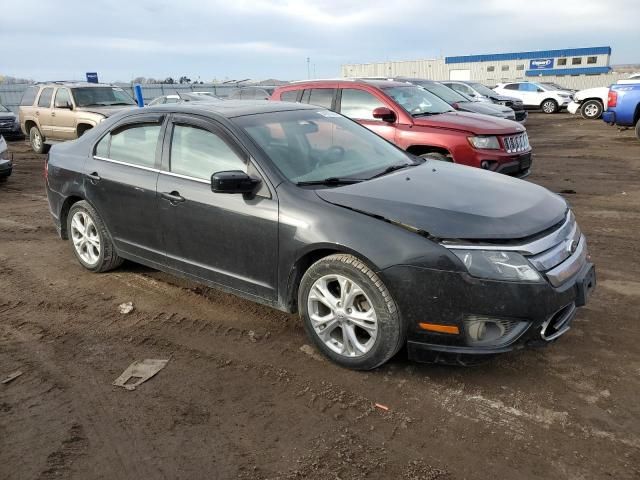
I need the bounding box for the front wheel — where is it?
[541,99,558,114]
[298,254,404,370]
[29,126,50,154]
[67,201,123,272]
[580,100,603,119]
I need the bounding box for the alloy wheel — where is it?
[583,103,600,118]
[307,274,378,357]
[70,211,101,266]
[31,129,42,150]
[542,101,556,113]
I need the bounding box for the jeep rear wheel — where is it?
[580,100,603,120]
[541,99,558,114]
[29,126,50,154]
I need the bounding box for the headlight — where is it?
[451,250,542,282]
[468,136,500,150]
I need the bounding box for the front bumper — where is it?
[567,101,581,115]
[0,159,13,178]
[383,259,595,364]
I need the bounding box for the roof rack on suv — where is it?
[290,78,358,84]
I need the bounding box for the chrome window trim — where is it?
[93,155,160,173]
[159,170,210,185]
[443,211,575,256]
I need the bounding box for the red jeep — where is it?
[271,80,532,177]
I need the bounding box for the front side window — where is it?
[518,83,538,92]
[304,89,335,109]
[170,125,245,180]
[109,124,160,167]
[236,110,411,184]
[54,88,72,108]
[383,85,453,116]
[71,87,136,107]
[279,90,299,102]
[339,89,386,119]
[38,88,53,108]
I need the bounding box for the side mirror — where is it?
[211,170,260,194]
[56,102,73,110]
[537,88,544,93]
[372,107,396,123]
[451,102,460,110]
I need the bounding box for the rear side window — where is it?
[21,86,39,106]
[38,88,54,108]
[279,90,298,102]
[109,124,161,167]
[306,89,335,109]
[504,84,519,90]
[339,89,385,120]
[170,125,245,180]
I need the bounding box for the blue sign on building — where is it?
[529,59,554,70]
[86,72,99,83]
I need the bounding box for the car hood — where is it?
[75,105,137,117]
[412,111,524,135]
[456,102,512,116]
[574,87,609,101]
[315,162,567,240]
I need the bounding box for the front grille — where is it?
[502,132,530,153]
[0,120,13,128]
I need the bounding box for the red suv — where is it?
[271,80,532,177]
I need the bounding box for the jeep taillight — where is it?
[608,90,618,108]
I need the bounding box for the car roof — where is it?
[36,81,116,88]
[286,79,409,88]
[140,100,318,118]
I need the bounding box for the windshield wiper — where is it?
[368,162,418,180]
[296,177,364,186]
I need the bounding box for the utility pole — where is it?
[307,57,311,79]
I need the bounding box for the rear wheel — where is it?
[67,201,123,272]
[298,254,404,370]
[419,152,452,162]
[580,100,603,119]
[29,126,50,154]
[541,99,558,114]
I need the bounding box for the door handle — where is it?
[86,172,101,182]
[160,191,185,204]
[51,112,56,117]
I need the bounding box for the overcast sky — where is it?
[2,0,639,82]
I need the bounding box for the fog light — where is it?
[463,315,529,347]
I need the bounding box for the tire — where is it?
[580,100,603,120]
[419,152,452,162]
[29,126,50,154]
[636,119,640,141]
[67,200,123,273]
[541,99,558,114]
[298,254,404,370]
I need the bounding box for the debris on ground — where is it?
[118,302,134,314]
[1,370,23,385]
[112,359,169,391]
[375,403,390,411]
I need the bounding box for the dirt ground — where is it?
[1,113,639,480]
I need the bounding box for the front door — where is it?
[337,88,398,143]
[35,87,54,137]
[51,88,76,140]
[156,114,278,302]
[84,113,165,264]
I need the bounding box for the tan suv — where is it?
[19,82,138,153]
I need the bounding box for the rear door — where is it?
[85,113,165,264]
[156,114,279,301]
[51,88,76,140]
[337,87,398,143]
[36,87,54,137]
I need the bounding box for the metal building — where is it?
[341,46,629,90]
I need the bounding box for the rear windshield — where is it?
[20,86,39,106]
[71,87,136,107]
[382,85,454,116]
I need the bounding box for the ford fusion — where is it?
[45,102,596,369]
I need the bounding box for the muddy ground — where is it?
[1,113,639,480]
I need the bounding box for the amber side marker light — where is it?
[419,323,460,334]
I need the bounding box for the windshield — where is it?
[382,85,454,116]
[412,81,469,105]
[0,104,9,113]
[71,87,136,107]
[236,109,414,184]
[467,83,497,97]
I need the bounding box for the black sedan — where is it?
[45,101,595,369]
